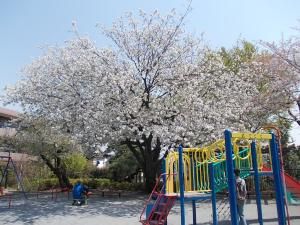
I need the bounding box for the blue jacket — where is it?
[73,183,86,199]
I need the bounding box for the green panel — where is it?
[213,147,251,193]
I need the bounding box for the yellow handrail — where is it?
[165,131,272,194]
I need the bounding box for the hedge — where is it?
[23,178,143,192]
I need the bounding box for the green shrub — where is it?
[90,168,110,179]
[63,153,88,178]
[36,178,59,190]
[23,179,38,192]
[22,178,59,191]
[21,177,144,192]
[82,178,143,191]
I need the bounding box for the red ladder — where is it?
[140,174,177,225]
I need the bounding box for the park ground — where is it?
[0,193,300,225]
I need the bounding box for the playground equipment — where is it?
[262,166,300,204]
[0,152,27,208]
[140,130,291,225]
[0,152,27,199]
[262,125,300,206]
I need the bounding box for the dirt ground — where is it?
[0,193,299,225]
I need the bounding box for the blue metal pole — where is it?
[276,142,289,225]
[276,141,287,225]
[251,141,263,225]
[209,163,218,225]
[178,145,185,225]
[270,133,286,225]
[192,200,196,225]
[224,129,238,225]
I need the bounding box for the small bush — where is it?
[90,168,110,179]
[64,153,88,178]
[21,177,144,192]
[23,178,59,191]
[36,178,59,190]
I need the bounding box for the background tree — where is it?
[107,144,140,182]
[220,41,297,132]
[219,40,257,74]
[263,24,300,126]
[282,144,300,180]
[11,118,81,188]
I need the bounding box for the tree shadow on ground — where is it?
[0,193,147,225]
[2,194,300,225]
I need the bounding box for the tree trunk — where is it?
[53,167,72,189]
[40,154,72,189]
[126,135,162,193]
[144,163,160,193]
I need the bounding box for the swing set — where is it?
[0,151,27,199]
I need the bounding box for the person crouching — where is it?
[72,180,89,206]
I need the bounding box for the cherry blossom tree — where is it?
[5,10,291,191]
[263,25,300,126]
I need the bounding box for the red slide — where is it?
[284,173,300,198]
[262,166,300,198]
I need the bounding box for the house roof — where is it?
[0,107,19,120]
[0,128,17,137]
[0,152,38,162]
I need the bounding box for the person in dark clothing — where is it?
[234,168,247,225]
[72,181,89,206]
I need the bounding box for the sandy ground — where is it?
[0,193,299,225]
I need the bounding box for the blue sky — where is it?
[0,0,300,142]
